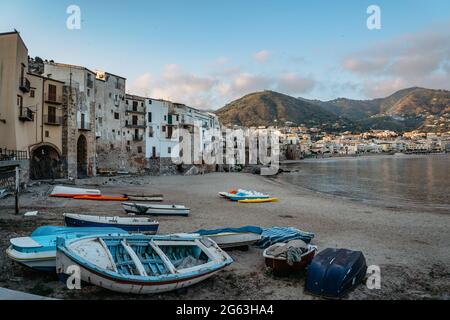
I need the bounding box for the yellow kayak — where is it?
[238,198,279,203]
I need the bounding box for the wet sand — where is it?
[0,173,449,300]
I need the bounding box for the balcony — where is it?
[126,107,146,115]
[44,114,63,126]
[18,107,34,121]
[133,134,144,141]
[78,121,91,131]
[45,93,63,104]
[125,121,146,129]
[19,77,30,93]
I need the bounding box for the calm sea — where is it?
[277,154,450,212]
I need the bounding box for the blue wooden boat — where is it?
[64,213,159,234]
[306,248,367,298]
[56,234,233,294]
[6,226,127,271]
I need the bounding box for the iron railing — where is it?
[0,148,28,161]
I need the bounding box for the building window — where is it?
[114,113,119,120]
[168,147,171,154]
[148,112,152,123]
[138,146,143,154]
[162,126,166,132]
[98,117,103,125]
[164,115,167,121]
[48,106,56,123]
[110,144,114,150]
[109,93,112,98]
[17,95,23,107]
[148,99,152,105]
[127,141,130,145]
[30,90,35,98]
[133,101,138,110]
[87,89,90,97]
[45,131,49,138]
[149,127,154,138]
[98,104,101,109]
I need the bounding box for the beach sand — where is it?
[0,172,449,300]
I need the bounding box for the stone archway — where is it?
[77,135,88,178]
[30,145,62,180]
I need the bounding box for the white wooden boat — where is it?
[64,213,159,234]
[56,234,233,294]
[50,186,101,198]
[193,226,263,249]
[122,202,190,216]
[205,232,262,249]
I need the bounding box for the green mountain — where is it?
[215,91,347,130]
[216,88,450,132]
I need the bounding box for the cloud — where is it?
[253,50,271,63]
[277,73,316,94]
[342,25,450,97]
[129,64,218,108]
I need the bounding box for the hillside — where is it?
[216,88,449,132]
[215,91,345,128]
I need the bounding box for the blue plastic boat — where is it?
[6,226,128,271]
[306,248,367,298]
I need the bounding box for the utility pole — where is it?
[14,166,19,215]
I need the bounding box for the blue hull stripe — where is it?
[64,217,159,233]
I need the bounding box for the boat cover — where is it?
[256,227,315,248]
[306,248,367,298]
[194,226,263,236]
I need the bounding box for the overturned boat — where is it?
[263,240,317,276]
[49,186,102,198]
[122,202,190,216]
[56,234,233,294]
[306,248,367,298]
[6,226,127,271]
[64,213,159,234]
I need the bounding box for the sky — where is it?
[1,0,449,109]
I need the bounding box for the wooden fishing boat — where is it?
[56,234,233,294]
[194,226,263,249]
[6,226,126,271]
[49,186,101,198]
[238,198,279,203]
[64,213,159,234]
[73,195,128,201]
[124,194,164,202]
[263,240,317,276]
[122,202,190,216]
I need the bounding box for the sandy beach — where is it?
[0,172,449,300]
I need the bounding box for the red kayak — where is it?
[73,195,129,201]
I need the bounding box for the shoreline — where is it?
[281,152,449,164]
[0,173,449,300]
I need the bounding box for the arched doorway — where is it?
[77,135,88,178]
[30,145,62,180]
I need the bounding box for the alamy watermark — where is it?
[367,5,381,30]
[170,127,280,176]
[66,5,81,30]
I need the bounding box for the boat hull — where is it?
[64,215,159,234]
[50,186,101,198]
[122,203,190,216]
[57,251,225,294]
[206,233,262,249]
[6,247,55,271]
[263,244,317,276]
[305,248,367,298]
